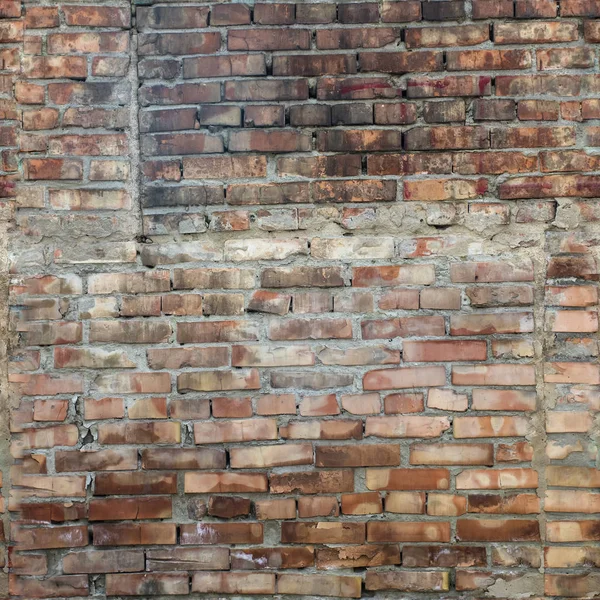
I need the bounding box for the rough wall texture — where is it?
[1,0,600,598]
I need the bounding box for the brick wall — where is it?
[2,0,600,598]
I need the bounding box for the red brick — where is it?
[140,83,220,105]
[316,444,400,467]
[374,103,418,124]
[63,550,144,574]
[317,27,400,49]
[273,54,356,76]
[93,523,176,546]
[0,1,21,18]
[282,521,365,544]
[89,498,171,522]
[183,55,266,78]
[13,526,87,550]
[225,80,308,102]
[366,468,450,490]
[317,76,400,100]
[270,470,354,494]
[407,75,491,98]
[24,6,58,28]
[97,421,179,444]
[180,523,263,545]
[229,29,309,51]
[404,340,487,362]
[457,519,540,541]
[230,130,311,153]
[361,51,442,73]
[95,472,176,496]
[361,316,445,339]
[405,126,489,150]
[367,521,451,542]
[23,159,82,181]
[404,178,487,201]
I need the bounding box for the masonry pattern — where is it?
[0,0,599,598]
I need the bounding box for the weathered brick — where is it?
[9,575,88,598]
[405,126,489,150]
[366,468,450,490]
[317,444,400,467]
[447,49,531,71]
[183,55,265,78]
[405,24,489,47]
[270,470,354,493]
[494,22,578,43]
[230,130,311,153]
[139,32,219,55]
[3,0,597,589]
[317,76,400,100]
[366,571,450,592]
[48,32,129,54]
[93,523,176,546]
[279,574,362,598]
[137,6,208,28]
[407,75,491,98]
[139,83,220,105]
[225,80,308,102]
[106,573,188,596]
[64,5,130,27]
[457,519,540,541]
[317,129,403,151]
[405,178,487,201]
[274,54,356,76]
[317,544,399,568]
[360,51,442,73]
[282,521,365,544]
[298,3,338,23]
[22,56,87,80]
[63,550,144,574]
[367,521,451,542]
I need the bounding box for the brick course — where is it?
[1,0,599,598]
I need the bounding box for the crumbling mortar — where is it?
[528,244,549,571]
[0,201,13,597]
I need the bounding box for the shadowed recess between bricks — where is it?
[0,0,599,598]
